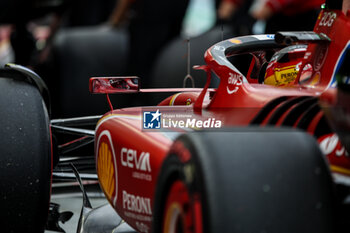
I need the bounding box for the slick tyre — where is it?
[0,76,51,232]
[152,128,335,233]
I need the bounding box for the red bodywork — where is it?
[94,9,350,233]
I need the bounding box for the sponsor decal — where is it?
[213,45,225,51]
[123,190,152,215]
[98,142,116,200]
[142,109,222,130]
[121,148,151,172]
[121,147,152,181]
[124,211,152,222]
[132,171,152,181]
[267,66,298,86]
[278,70,298,82]
[319,134,350,177]
[136,222,150,233]
[227,72,243,94]
[96,130,118,205]
[229,39,242,44]
[319,134,348,157]
[252,35,274,40]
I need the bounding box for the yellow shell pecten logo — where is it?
[98,141,116,201]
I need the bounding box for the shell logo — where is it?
[230,39,242,44]
[96,130,118,204]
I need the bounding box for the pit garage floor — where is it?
[45,183,109,233]
[44,181,350,233]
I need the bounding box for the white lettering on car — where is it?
[213,45,225,51]
[319,12,337,27]
[319,134,349,157]
[122,190,152,215]
[136,221,150,233]
[121,148,151,172]
[227,73,242,94]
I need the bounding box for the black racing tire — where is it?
[0,76,52,232]
[152,128,335,233]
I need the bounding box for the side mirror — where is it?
[89,77,140,94]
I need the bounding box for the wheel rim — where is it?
[163,180,203,233]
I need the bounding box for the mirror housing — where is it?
[89,77,140,94]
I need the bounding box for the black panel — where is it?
[250,96,289,125]
[297,103,321,130]
[281,97,318,126]
[267,96,311,125]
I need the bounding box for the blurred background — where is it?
[0,0,323,118]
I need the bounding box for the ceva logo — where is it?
[143,110,161,129]
[121,148,152,172]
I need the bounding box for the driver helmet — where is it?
[264,45,307,87]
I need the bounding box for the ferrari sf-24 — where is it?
[1,0,350,232]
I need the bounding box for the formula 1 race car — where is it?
[88,2,350,232]
[1,0,350,232]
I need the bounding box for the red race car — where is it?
[87,1,350,232]
[1,0,350,232]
